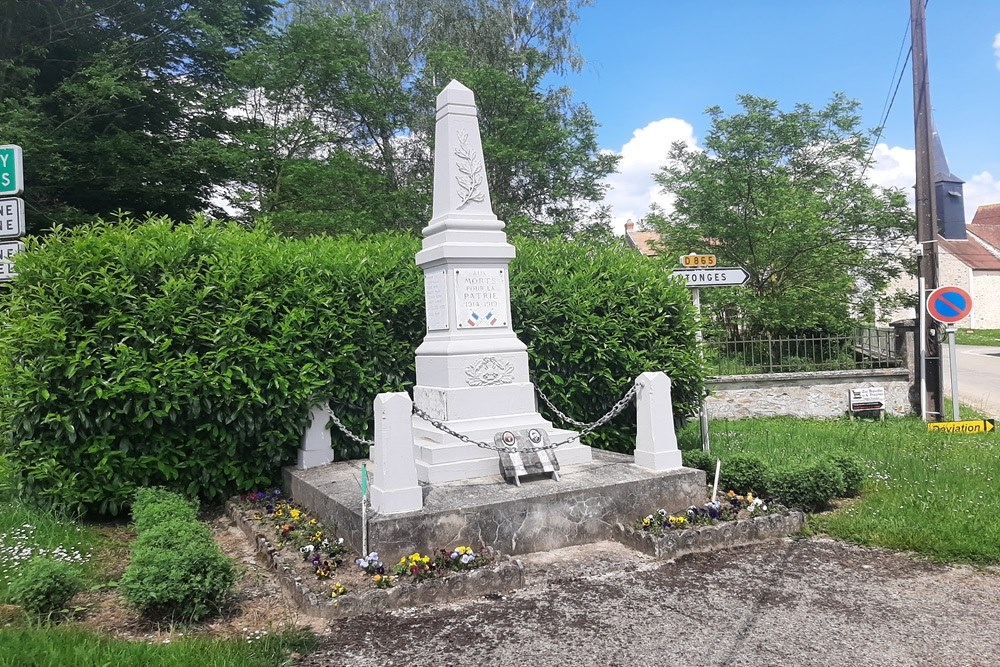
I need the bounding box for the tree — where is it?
[651,94,914,337]
[0,0,275,233]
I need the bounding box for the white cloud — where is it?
[867,143,916,201]
[964,171,1000,219]
[994,32,1000,70]
[601,118,698,234]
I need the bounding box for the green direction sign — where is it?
[0,145,24,196]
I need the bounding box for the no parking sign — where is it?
[926,286,972,324]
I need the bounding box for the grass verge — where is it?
[0,626,314,667]
[955,328,1000,346]
[683,416,1000,564]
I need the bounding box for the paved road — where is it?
[942,344,1000,417]
[300,539,1000,667]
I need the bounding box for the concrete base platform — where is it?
[283,450,705,561]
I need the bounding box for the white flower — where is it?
[460,554,475,565]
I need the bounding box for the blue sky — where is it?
[552,1,1000,232]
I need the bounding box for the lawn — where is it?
[0,456,312,666]
[683,415,1000,564]
[955,328,1000,346]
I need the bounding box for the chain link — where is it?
[412,381,638,452]
[534,385,589,428]
[328,408,376,448]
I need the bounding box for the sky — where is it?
[551,1,1000,233]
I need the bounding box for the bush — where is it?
[767,459,845,511]
[8,557,83,616]
[131,519,214,551]
[682,449,714,474]
[825,451,865,498]
[131,488,199,533]
[0,219,700,513]
[120,538,238,622]
[720,454,768,495]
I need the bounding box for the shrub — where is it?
[682,449,714,474]
[720,454,768,495]
[825,451,865,498]
[8,557,83,616]
[131,488,199,533]
[120,538,238,622]
[131,519,214,552]
[0,219,700,513]
[767,459,845,511]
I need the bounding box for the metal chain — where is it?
[534,384,589,428]
[412,381,638,452]
[328,409,376,447]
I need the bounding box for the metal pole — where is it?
[693,287,710,452]
[948,325,960,421]
[911,0,943,420]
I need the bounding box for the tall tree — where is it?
[0,0,274,233]
[651,94,913,337]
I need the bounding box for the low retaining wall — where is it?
[226,501,525,619]
[615,511,806,559]
[705,368,910,419]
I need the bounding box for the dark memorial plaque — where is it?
[494,428,560,486]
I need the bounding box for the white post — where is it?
[919,276,928,421]
[947,325,960,421]
[297,403,334,469]
[633,372,683,471]
[692,286,710,453]
[370,392,423,514]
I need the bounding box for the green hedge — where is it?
[0,217,700,514]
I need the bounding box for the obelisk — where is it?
[412,80,592,483]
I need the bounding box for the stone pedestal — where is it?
[411,80,591,483]
[297,403,334,469]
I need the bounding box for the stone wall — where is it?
[705,368,911,419]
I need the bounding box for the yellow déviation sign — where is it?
[927,419,996,434]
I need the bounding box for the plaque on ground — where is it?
[494,428,560,486]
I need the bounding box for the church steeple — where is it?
[932,125,966,240]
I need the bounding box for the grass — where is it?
[685,415,1000,564]
[0,457,313,666]
[0,626,314,667]
[955,328,1000,346]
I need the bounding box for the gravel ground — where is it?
[297,538,1000,667]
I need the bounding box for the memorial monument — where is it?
[410,80,592,483]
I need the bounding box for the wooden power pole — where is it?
[911,0,943,420]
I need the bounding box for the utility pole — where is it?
[911,0,943,420]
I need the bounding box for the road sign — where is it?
[926,285,972,324]
[0,197,24,238]
[0,145,23,196]
[672,267,749,288]
[680,253,716,268]
[927,419,995,434]
[0,239,23,280]
[849,386,886,412]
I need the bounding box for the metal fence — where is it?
[704,327,898,376]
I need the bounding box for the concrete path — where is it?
[298,538,1000,667]
[943,344,1000,417]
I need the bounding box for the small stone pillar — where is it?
[633,372,683,471]
[890,318,918,414]
[370,392,423,515]
[297,403,334,469]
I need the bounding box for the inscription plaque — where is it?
[424,269,449,330]
[455,268,507,328]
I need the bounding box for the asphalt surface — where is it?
[299,538,1000,667]
[943,344,1000,417]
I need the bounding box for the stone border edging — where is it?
[614,510,806,559]
[225,500,525,619]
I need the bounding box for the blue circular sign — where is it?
[926,286,973,324]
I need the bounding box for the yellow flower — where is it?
[746,493,754,503]
[727,490,736,499]
[290,508,301,520]
[372,574,382,583]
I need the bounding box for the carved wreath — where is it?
[465,356,514,386]
[454,129,485,209]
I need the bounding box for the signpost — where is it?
[0,145,24,280]
[925,286,972,421]
[675,255,749,452]
[927,419,995,434]
[849,386,886,420]
[0,145,23,196]
[671,266,750,288]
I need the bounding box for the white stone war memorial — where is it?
[410,81,591,483]
[285,81,703,559]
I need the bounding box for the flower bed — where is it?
[616,493,806,559]
[226,493,524,619]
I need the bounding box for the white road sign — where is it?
[0,197,25,238]
[0,239,23,280]
[671,267,749,287]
